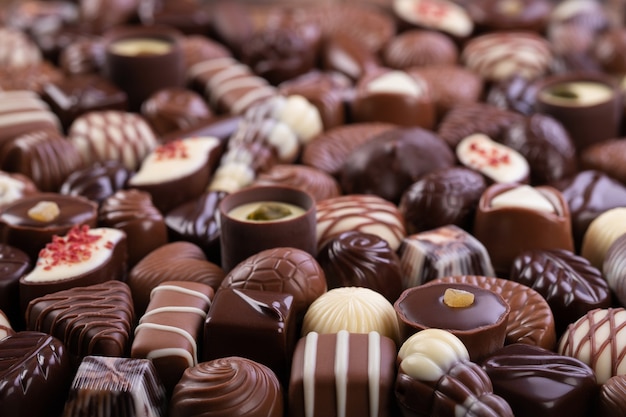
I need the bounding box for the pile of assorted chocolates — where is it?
[3,0,626,416]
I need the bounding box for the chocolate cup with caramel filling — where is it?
[395,281,510,361]
[0,193,98,261]
[218,186,316,273]
[533,72,623,151]
[473,183,574,277]
[103,25,185,111]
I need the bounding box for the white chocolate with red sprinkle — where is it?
[393,0,473,38]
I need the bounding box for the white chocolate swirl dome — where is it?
[301,286,400,343]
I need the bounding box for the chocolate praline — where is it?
[340,127,454,204]
[382,30,458,69]
[252,164,341,202]
[0,244,31,329]
[580,139,626,185]
[60,160,132,206]
[0,193,98,261]
[320,33,380,81]
[140,87,212,136]
[316,231,404,303]
[465,0,553,32]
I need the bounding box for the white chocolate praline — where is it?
[539,81,615,107]
[0,174,26,207]
[581,207,626,269]
[129,137,220,185]
[397,328,469,381]
[456,133,529,183]
[208,162,255,193]
[274,95,323,144]
[367,70,427,97]
[490,185,556,213]
[227,201,307,223]
[23,228,125,283]
[301,287,400,343]
[559,307,626,384]
[393,0,474,38]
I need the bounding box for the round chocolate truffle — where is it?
[339,127,454,204]
[316,231,403,303]
[580,139,626,185]
[170,357,283,417]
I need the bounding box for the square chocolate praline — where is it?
[203,288,296,384]
[41,74,127,131]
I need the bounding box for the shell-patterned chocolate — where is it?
[0,331,72,417]
[63,356,167,417]
[170,357,283,417]
[24,280,135,366]
[598,375,626,417]
[220,247,327,315]
[67,110,158,171]
[128,241,225,315]
[434,275,557,350]
[316,194,407,252]
[99,189,168,267]
[559,307,626,384]
[510,249,611,335]
[253,164,341,202]
[301,123,396,176]
[0,129,85,192]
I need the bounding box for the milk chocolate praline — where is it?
[60,160,132,206]
[395,281,510,361]
[465,0,553,32]
[0,193,98,261]
[140,87,212,136]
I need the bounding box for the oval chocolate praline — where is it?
[316,231,404,303]
[60,160,132,206]
[399,167,487,234]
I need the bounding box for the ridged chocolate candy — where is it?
[340,127,454,204]
[510,249,611,335]
[301,122,396,176]
[316,231,403,303]
[482,343,596,417]
[383,30,458,69]
[67,110,158,171]
[0,128,84,192]
[316,194,407,252]
[220,247,326,318]
[99,189,168,267]
[253,164,341,202]
[603,234,626,307]
[434,275,557,350]
[128,241,225,315]
[171,357,284,417]
[559,307,626,384]
[393,0,474,38]
[0,331,72,417]
[400,167,486,234]
[598,375,626,417]
[63,356,167,417]
[25,280,134,367]
[60,160,132,206]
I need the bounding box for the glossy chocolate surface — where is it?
[400,167,486,234]
[170,356,284,417]
[60,160,132,206]
[25,280,134,367]
[0,193,98,261]
[41,74,127,130]
[316,231,403,303]
[395,281,509,360]
[203,288,296,384]
[128,241,225,315]
[0,331,72,417]
[0,244,31,328]
[132,281,214,394]
[289,331,397,417]
[482,343,596,417]
[510,249,611,335]
[141,87,212,136]
[253,164,341,202]
[604,234,626,306]
[580,138,626,185]
[63,355,167,417]
[340,127,454,204]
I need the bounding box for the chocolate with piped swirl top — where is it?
[604,234,626,307]
[25,280,134,367]
[253,164,341,202]
[434,275,556,351]
[99,189,168,267]
[510,249,611,335]
[316,194,407,252]
[0,128,85,192]
[63,355,167,417]
[220,247,326,318]
[170,356,284,417]
[301,123,396,176]
[128,241,225,315]
[60,160,132,206]
[0,331,72,417]
[316,231,403,303]
[180,35,231,70]
[598,375,626,417]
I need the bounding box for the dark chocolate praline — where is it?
[60,160,132,206]
[0,244,32,329]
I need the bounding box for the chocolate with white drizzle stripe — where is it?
[289,330,397,417]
